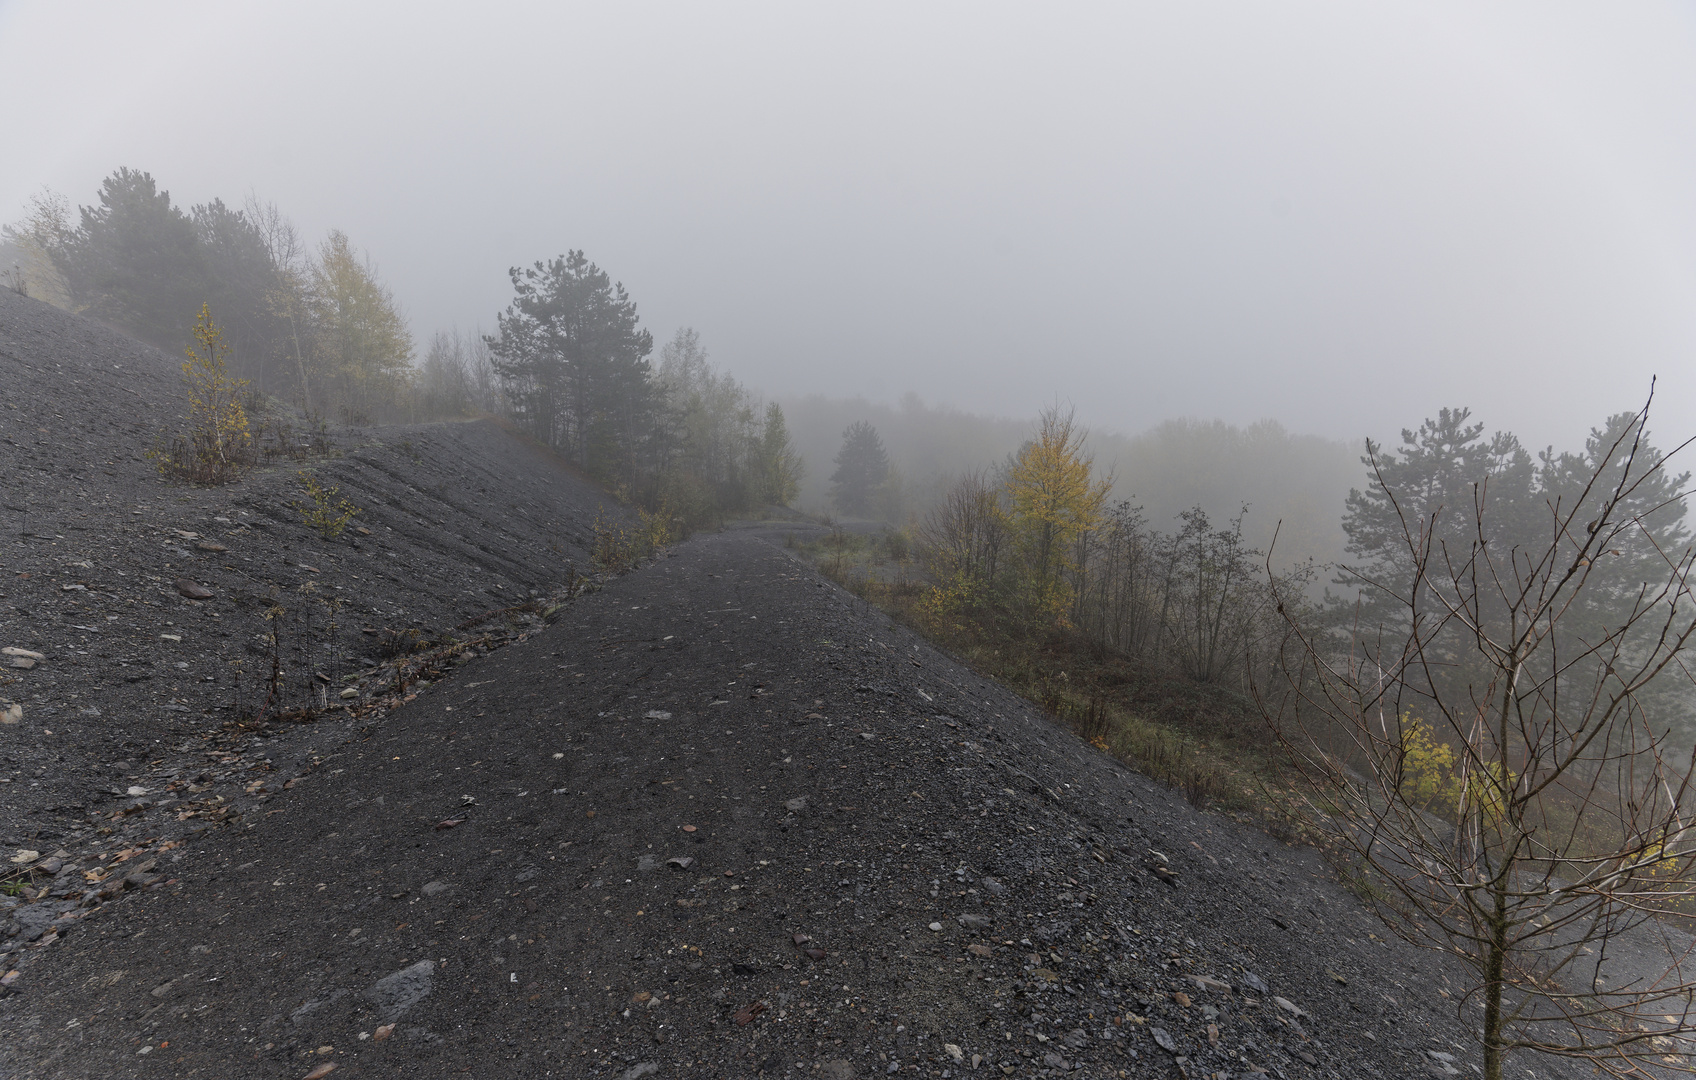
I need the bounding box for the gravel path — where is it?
[2,529,1545,1079]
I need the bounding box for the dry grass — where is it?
[801,537,1317,838]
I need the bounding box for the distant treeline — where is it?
[908,401,1692,730]
[786,394,1358,569]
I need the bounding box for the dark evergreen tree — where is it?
[487,251,655,483]
[1338,406,1536,630]
[192,198,288,388]
[830,421,889,517]
[1535,411,1690,640]
[55,168,208,349]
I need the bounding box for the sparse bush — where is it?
[1395,713,1462,815]
[376,627,429,659]
[883,527,910,562]
[149,304,254,485]
[292,471,360,539]
[591,503,677,573]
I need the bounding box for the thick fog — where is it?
[5,2,1696,449]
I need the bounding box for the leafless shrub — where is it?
[1260,392,1696,1079]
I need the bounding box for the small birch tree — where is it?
[152,303,251,484]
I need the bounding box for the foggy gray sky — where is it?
[6,1,1696,453]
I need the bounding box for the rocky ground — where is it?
[0,290,1579,1079]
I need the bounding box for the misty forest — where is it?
[5,9,1696,1080]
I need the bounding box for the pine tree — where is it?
[55,168,207,348]
[488,251,654,482]
[830,421,889,517]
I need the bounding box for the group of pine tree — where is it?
[2,168,804,523]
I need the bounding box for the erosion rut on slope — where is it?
[0,531,1519,1080]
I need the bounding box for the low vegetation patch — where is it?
[292,470,361,539]
[803,531,1315,840]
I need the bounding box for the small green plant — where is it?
[293,471,360,539]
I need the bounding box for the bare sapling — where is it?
[1259,391,1696,1079]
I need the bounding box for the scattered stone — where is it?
[1150,1026,1177,1054]
[1239,971,1270,995]
[173,579,214,600]
[818,1060,855,1080]
[77,707,101,718]
[194,541,228,553]
[125,786,147,796]
[366,959,435,1021]
[339,688,358,700]
[10,850,39,865]
[12,904,57,942]
[1273,995,1308,1018]
[957,913,991,930]
[784,796,808,812]
[3,649,42,672]
[618,1064,660,1080]
[420,881,449,897]
[644,710,671,720]
[928,922,943,932]
[0,703,20,725]
[1042,1052,1069,1070]
[944,1042,964,1061]
[372,1023,395,1042]
[666,856,694,870]
[967,944,993,958]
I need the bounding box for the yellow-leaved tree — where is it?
[308,230,413,423]
[1004,406,1111,626]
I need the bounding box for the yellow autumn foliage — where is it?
[1004,407,1111,626]
[1397,713,1462,813]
